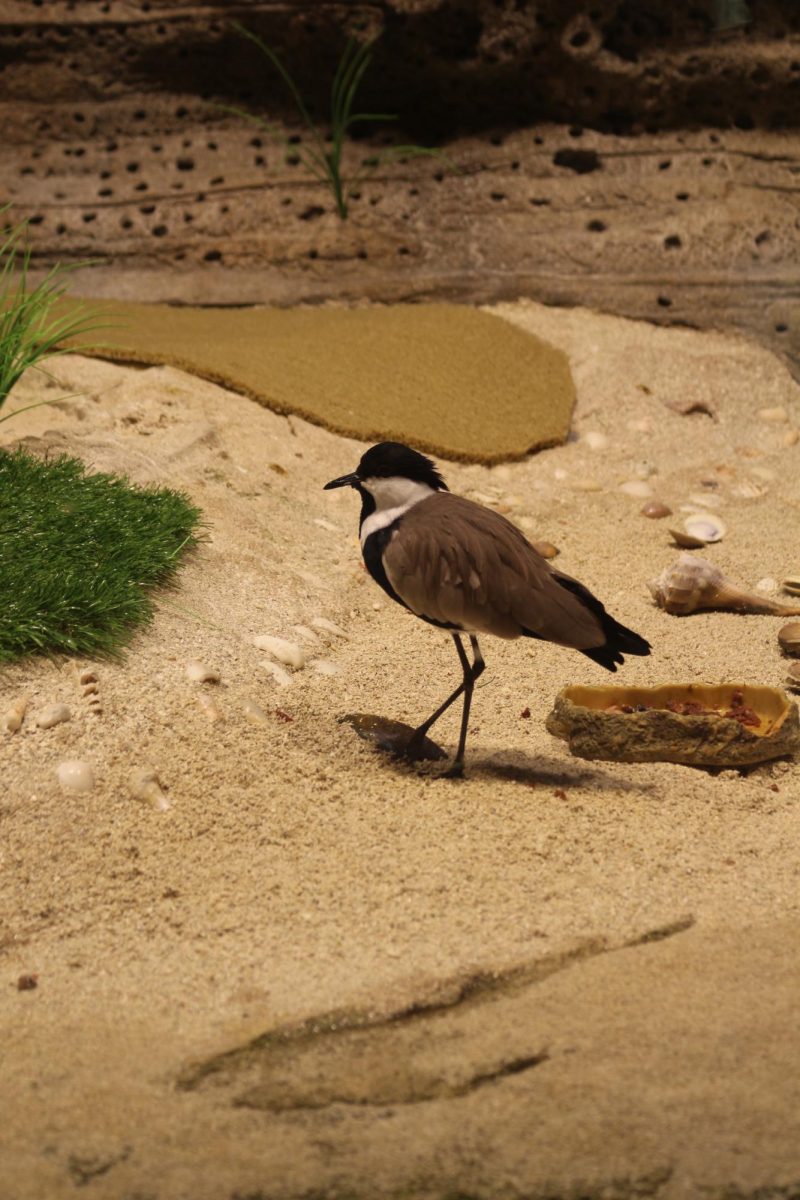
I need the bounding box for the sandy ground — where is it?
[1,300,800,1199]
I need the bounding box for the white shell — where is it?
[36,703,72,729]
[618,480,653,498]
[583,431,608,450]
[253,635,306,669]
[185,660,221,683]
[57,760,95,792]
[129,767,170,811]
[310,617,348,640]
[261,660,294,688]
[756,577,778,592]
[683,513,726,544]
[3,695,28,734]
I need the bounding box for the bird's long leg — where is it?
[445,635,485,778]
[406,635,485,774]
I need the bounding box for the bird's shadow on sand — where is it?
[341,712,651,793]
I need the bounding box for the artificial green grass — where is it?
[0,447,202,662]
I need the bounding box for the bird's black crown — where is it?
[357,442,448,491]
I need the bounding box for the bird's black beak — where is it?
[323,472,359,490]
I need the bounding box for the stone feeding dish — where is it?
[546,683,800,767]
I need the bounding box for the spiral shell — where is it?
[649,555,800,616]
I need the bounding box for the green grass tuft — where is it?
[0,447,203,663]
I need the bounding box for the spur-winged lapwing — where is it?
[325,441,651,776]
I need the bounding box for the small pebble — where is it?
[253,635,306,669]
[756,577,778,593]
[619,480,653,498]
[372,601,383,610]
[758,405,788,423]
[627,419,651,433]
[3,695,28,734]
[782,429,799,448]
[640,501,672,519]
[261,660,293,687]
[17,974,38,991]
[531,540,559,559]
[185,660,221,683]
[311,617,348,639]
[583,431,608,451]
[57,760,95,792]
[36,703,71,730]
[553,468,568,481]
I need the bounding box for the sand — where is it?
[1,300,800,1199]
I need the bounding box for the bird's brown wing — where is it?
[382,493,607,648]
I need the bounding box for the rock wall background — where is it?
[1,0,799,373]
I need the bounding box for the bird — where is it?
[324,441,651,777]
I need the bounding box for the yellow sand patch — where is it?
[62,299,575,463]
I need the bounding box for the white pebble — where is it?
[755,577,778,593]
[261,660,293,687]
[185,660,221,683]
[253,635,306,669]
[372,601,383,611]
[3,695,28,734]
[57,760,95,792]
[583,431,608,451]
[553,468,568,481]
[311,659,339,676]
[618,480,653,498]
[310,617,348,640]
[36,703,71,729]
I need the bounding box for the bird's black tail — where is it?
[554,575,651,672]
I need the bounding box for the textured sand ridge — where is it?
[1,301,800,1199]
[61,299,576,463]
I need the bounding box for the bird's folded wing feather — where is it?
[382,494,606,648]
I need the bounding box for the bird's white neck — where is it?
[359,476,435,546]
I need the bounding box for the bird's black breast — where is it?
[361,518,462,631]
[362,521,409,611]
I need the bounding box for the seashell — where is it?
[756,577,778,593]
[36,703,71,730]
[3,695,28,734]
[261,660,293,688]
[778,622,800,656]
[196,693,224,722]
[546,682,800,767]
[758,405,788,423]
[243,697,270,724]
[253,635,306,670]
[311,659,339,676]
[311,617,348,640]
[74,667,102,714]
[78,668,97,686]
[57,760,95,792]
[682,512,726,544]
[640,501,672,519]
[731,480,767,499]
[783,575,800,597]
[583,431,608,450]
[618,480,653,498]
[291,624,319,643]
[649,555,800,616]
[531,540,559,559]
[129,767,170,811]
[185,660,221,683]
[668,527,706,549]
[786,663,800,690]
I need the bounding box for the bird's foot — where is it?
[439,760,465,781]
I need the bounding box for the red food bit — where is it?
[275,709,294,723]
[520,707,531,719]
